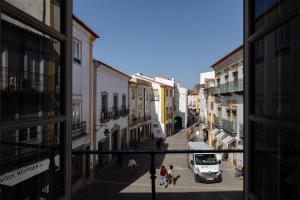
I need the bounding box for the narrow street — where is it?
[73,126,243,200]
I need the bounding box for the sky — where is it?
[73,0,243,89]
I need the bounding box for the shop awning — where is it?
[215,131,227,140]
[210,128,220,136]
[221,135,236,145]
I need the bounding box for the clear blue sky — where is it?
[74,0,242,89]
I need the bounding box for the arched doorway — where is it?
[174,116,183,130]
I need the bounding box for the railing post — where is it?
[150,151,156,200]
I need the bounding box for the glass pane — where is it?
[251,18,300,122]
[0,14,62,122]
[4,0,61,32]
[250,122,300,200]
[0,123,64,199]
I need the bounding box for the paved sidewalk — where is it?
[73,128,243,200]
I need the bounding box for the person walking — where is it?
[159,165,168,188]
[128,157,137,176]
[168,165,175,185]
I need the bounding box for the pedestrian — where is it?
[159,165,168,188]
[167,165,175,185]
[128,157,137,176]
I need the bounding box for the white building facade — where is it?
[133,74,175,139]
[72,16,98,189]
[93,60,130,168]
[128,76,152,146]
[174,83,188,129]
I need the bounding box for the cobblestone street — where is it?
[73,126,243,200]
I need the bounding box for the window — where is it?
[72,102,81,125]
[166,89,168,97]
[255,0,279,17]
[252,20,299,122]
[131,89,135,99]
[122,94,126,108]
[73,39,81,63]
[101,93,108,112]
[233,71,238,81]
[113,94,118,111]
[255,37,265,61]
[224,74,229,83]
[154,89,159,100]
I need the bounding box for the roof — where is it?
[73,15,99,38]
[93,59,131,79]
[211,45,243,68]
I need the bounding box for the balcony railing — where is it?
[240,123,244,139]
[100,107,129,122]
[211,79,243,95]
[222,119,237,135]
[166,113,172,119]
[72,121,87,138]
[0,67,55,93]
[137,114,152,123]
[214,116,222,127]
[129,116,138,126]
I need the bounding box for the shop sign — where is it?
[0,156,59,186]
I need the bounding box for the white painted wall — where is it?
[174,83,188,128]
[94,62,129,157]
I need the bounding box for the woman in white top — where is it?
[168,165,175,185]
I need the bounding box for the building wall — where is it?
[94,62,129,159]
[174,84,188,128]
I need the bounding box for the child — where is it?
[168,165,175,185]
[159,165,168,188]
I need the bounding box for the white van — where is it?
[187,142,222,183]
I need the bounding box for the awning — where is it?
[221,135,236,145]
[215,131,227,140]
[210,128,220,136]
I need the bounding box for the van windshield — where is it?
[194,154,218,165]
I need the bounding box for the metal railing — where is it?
[0,66,55,93]
[211,79,243,95]
[222,119,237,135]
[72,148,244,200]
[100,107,129,122]
[214,116,222,127]
[240,123,244,139]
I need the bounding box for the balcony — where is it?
[166,113,172,120]
[214,116,222,127]
[137,114,152,123]
[239,123,244,139]
[222,119,237,135]
[0,67,55,93]
[100,107,129,123]
[72,121,87,138]
[211,79,243,96]
[129,116,138,126]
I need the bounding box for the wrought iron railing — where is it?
[100,107,129,122]
[211,79,243,95]
[214,116,222,127]
[240,123,244,139]
[222,119,237,135]
[0,66,55,93]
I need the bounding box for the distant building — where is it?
[133,74,175,139]
[174,83,188,129]
[187,90,200,113]
[93,60,130,168]
[128,76,152,147]
[207,45,244,166]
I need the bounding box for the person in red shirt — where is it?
[159,165,168,188]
